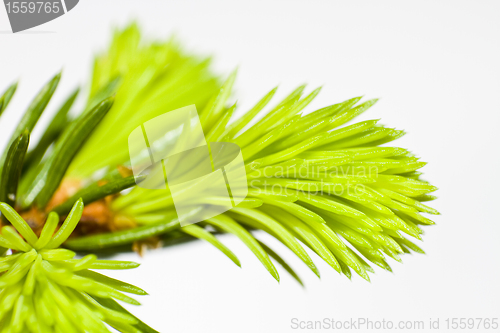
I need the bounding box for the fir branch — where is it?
[0,200,154,332]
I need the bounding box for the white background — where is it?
[1,1,499,332]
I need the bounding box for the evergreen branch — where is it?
[0,73,60,183]
[0,130,29,211]
[64,212,179,250]
[0,24,438,291]
[20,96,114,209]
[52,174,141,216]
[0,200,151,332]
[23,88,79,172]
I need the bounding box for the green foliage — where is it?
[23,97,115,209]
[0,130,29,210]
[0,73,60,183]
[102,78,439,283]
[65,213,179,251]
[0,200,155,333]
[67,23,221,177]
[0,23,439,292]
[52,174,139,216]
[23,88,79,172]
